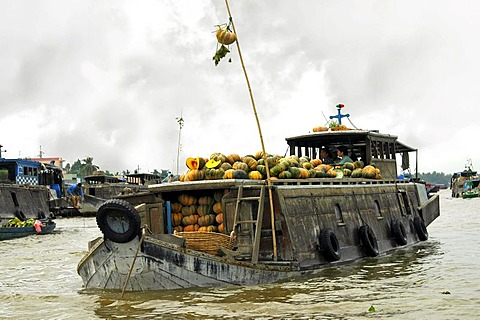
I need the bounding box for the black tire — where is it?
[96,199,141,243]
[413,216,428,241]
[359,225,379,257]
[391,219,408,246]
[319,228,341,262]
[15,209,27,222]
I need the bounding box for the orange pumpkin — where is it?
[185,169,205,181]
[178,193,197,206]
[171,212,183,227]
[178,194,196,206]
[215,213,223,224]
[310,159,322,167]
[198,225,217,232]
[217,223,224,233]
[171,202,182,213]
[173,225,183,232]
[213,202,223,214]
[298,168,309,179]
[216,28,237,45]
[242,156,258,171]
[254,150,266,160]
[248,170,263,180]
[182,214,199,226]
[226,154,241,165]
[183,224,200,232]
[313,126,328,132]
[223,169,235,179]
[185,157,206,170]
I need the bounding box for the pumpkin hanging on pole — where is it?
[212,20,237,66]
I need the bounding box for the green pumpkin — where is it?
[343,162,355,171]
[232,161,249,172]
[278,171,292,179]
[315,170,327,178]
[233,169,249,179]
[256,164,267,176]
[351,168,363,178]
[354,160,364,169]
[289,167,301,178]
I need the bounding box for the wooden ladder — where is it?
[232,184,265,264]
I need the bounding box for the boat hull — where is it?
[78,237,298,291]
[0,223,56,241]
[77,179,440,291]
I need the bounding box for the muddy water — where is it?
[1,189,479,319]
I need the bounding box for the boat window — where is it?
[374,200,383,218]
[334,203,344,223]
[397,190,412,216]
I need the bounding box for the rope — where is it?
[346,116,359,130]
[121,226,147,298]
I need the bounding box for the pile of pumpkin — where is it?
[179,151,381,181]
[171,192,224,233]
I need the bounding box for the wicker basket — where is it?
[174,231,235,255]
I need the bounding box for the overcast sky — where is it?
[1,1,478,175]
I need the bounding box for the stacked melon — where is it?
[179,152,381,181]
[171,192,225,233]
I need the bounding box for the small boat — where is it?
[77,107,440,292]
[0,219,56,241]
[451,161,479,198]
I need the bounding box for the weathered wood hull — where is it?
[78,236,299,291]
[0,184,51,220]
[77,179,440,291]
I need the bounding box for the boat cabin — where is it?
[286,130,417,179]
[0,159,64,196]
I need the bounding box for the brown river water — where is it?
[1,189,479,319]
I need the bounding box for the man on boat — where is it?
[320,146,334,164]
[335,146,353,165]
[67,183,84,209]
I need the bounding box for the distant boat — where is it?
[0,220,56,241]
[0,158,57,231]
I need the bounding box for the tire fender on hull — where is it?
[359,225,379,257]
[319,228,341,262]
[391,219,408,246]
[413,216,428,241]
[96,199,141,243]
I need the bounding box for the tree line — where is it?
[418,171,452,186]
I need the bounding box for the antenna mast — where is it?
[175,113,185,176]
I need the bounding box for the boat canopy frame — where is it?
[285,130,418,179]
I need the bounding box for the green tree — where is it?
[78,157,99,177]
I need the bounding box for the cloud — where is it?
[1,1,479,175]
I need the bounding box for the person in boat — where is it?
[334,145,354,165]
[67,183,84,209]
[320,146,334,164]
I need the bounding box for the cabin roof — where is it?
[285,130,416,154]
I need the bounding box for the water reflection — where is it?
[81,240,445,319]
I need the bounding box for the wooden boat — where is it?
[0,220,56,241]
[77,125,440,291]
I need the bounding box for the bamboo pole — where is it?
[224,0,278,260]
